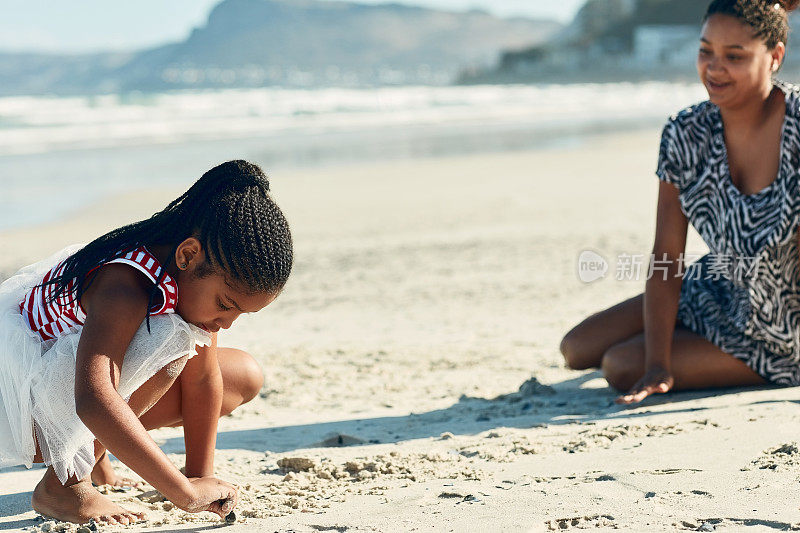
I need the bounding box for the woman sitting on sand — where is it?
[0,160,292,525]
[561,0,800,404]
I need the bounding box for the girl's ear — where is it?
[175,237,203,271]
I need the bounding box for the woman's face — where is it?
[697,14,784,108]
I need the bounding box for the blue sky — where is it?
[0,0,586,53]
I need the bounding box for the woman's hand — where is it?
[175,477,238,518]
[615,366,674,404]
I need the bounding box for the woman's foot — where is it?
[91,451,143,489]
[32,467,146,525]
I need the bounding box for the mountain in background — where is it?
[549,0,706,49]
[459,0,800,84]
[0,0,561,95]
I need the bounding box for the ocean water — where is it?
[0,83,706,230]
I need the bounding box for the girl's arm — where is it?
[617,181,688,404]
[75,265,236,516]
[181,332,223,478]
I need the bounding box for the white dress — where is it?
[0,244,210,484]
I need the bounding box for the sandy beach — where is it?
[3,129,799,532]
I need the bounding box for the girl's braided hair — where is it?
[41,160,293,328]
[705,0,799,49]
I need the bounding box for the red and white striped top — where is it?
[19,246,178,341]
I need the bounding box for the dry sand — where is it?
[2,130,799,532]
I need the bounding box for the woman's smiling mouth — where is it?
[706,78,733,91]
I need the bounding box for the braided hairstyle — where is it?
[41,160,293,329]
[705,0,800,49]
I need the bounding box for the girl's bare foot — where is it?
[32,466,146,525]
[91,451,143,488]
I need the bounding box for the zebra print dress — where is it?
[658,80,800,385]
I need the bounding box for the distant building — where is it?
[634,25,700,67]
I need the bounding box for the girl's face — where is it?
[172,240,277,332]
[697,14,784,108]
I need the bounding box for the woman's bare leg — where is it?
[560,294,645,370]
[601,328,766,392]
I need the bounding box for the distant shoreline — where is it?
[0,125,667,280]
[0,119,666,234]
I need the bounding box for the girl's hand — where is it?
[615,366,674,404]
[176,477,238,518]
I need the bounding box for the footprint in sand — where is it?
[564,421,717,454]
[545,514,616,530]
[678,518,800,531]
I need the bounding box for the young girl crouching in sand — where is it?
[0,160,292,525]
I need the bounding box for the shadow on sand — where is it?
[0,492,32,530]
[157,371,782,455]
